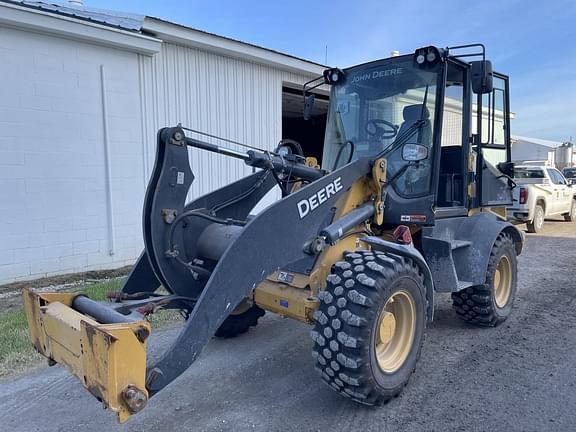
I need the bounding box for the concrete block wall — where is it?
[0,20,319,285]
[0,26,146,284]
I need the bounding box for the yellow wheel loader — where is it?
[23,44,524,422]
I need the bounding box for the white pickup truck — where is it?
[507,165,576,232]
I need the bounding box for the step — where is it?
[450,240,472,250]
[456,279,474,291]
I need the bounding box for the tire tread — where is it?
[311,250,426,405]
[451,233,517,327]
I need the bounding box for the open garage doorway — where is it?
[282,85,329,166]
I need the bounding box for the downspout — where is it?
[100,64,116,256]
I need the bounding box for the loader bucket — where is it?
[22,288,151,423]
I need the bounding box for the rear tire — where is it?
[451,233,517,327]
[564,200,576,222]
[311,251,426,405]
[526,204,544,233]
[214,304,265,338]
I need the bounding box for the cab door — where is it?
[477,73,514,207]
[547,168,571,214]
[435,59,471,218]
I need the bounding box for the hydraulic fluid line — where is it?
[166,209,247,272]
[271,169,290,195]
[210,170,271,214]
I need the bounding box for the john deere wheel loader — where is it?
[23,44,524,422]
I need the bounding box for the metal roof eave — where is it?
[143,17,326,77]
[0,1,161,55]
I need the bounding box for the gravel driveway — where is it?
[1,219,575,432]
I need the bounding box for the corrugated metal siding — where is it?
[138,44,316,203]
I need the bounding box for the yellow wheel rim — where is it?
[375,290,416,373]
[494,255,512,308]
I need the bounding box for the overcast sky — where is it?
[87,0,576,142]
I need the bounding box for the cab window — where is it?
[547,168,567,185]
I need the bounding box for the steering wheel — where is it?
[365,119,398,139]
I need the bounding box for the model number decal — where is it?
[297,177,343,219]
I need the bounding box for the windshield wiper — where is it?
[376,119,425,158]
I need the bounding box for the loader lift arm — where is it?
[139,127,374,394]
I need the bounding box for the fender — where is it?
[360,237,435,322]
[422,213,523,293]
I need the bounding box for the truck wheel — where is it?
[564,200,576,222]
[527,204,544,233]
[311,251,426,405]
[214,301,265,338]
[451,233,517,327]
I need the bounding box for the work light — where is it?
[323,68,345,85]
[414,46,443,68]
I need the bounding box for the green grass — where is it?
[81,278,124,300]
[0,308,38,377]
[0,279,180,378]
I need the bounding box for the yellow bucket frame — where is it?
[22,288,150,423]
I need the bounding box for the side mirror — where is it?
[471,60,493,94]
[303,93,315,121]
[496,161,515,178]
[402,143,428,161]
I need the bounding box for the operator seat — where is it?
[398,104,432,145]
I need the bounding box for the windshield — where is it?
[322,56,441,197]
[514,168,544,179]
[563,168,576,179]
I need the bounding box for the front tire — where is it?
[214,302,265,338]
[451,233,518,326]
[311,251,426,405]
[564,200,576,222]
